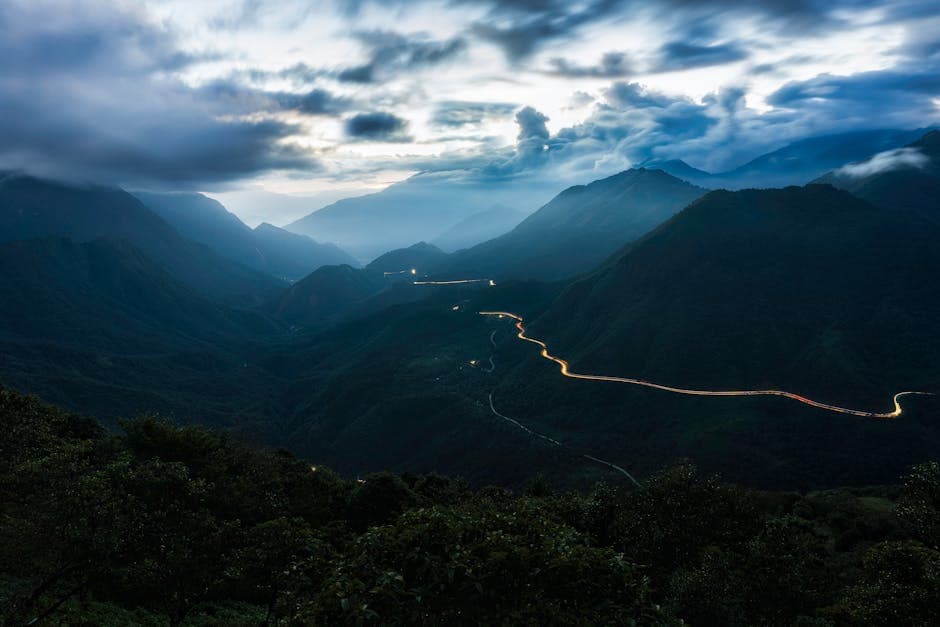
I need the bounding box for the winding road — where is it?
[487,392,642,488]
[479,311,931,419]
[415,278,496,286]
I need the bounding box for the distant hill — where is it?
[436,169,705,281]
[0,238,279,353]
[0,237,284,424]
[534,184,940,405]
[0,176,283,305]
[366,242,448,275]
[268,264,388,327]
[431,204,529,252]
[252,222,359,278]
[284,173,556,261]
[134,191,358,279]
[816,130,940,225]
[650,128,932,189]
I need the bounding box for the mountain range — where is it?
[134,191,358,279]
[0,175,283,305]
[533,184,940,405]
[433,168,705,281]
[647,128,933,189]
[0,127,938,490]
[284,172,554,261]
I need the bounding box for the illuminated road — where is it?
[480,311,931,419]
[414,278,496,286]
[384,268,418,276]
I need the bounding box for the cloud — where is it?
[458,0,869,62]
[432,101,518,127]
[345,112,412,141]
[199,80,352,116]
[525,81,759,175]
[765,64,940,132]
[653,41,748,72]
[468,0,626,62]
[835,147,929,177]
[337,30,467,83]
[277,89,352,115]
[547,51,632,78]
[0,1,317,187]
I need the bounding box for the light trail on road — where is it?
[414,278,494,285]
[479,311,931,419]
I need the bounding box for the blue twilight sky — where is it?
[1,0,939,223]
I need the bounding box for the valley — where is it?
[5,5,940,623]
[1,132,939,492]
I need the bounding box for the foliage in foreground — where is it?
[1,387,938,625]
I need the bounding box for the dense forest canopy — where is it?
[2,387,937,625]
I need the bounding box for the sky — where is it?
[1,0,939,224]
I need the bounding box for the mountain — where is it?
[207,187,372,227]
[431,204,529,252]
[650,128,933,189]
[252,222,359,278]
[0,176,283,304]
[134,191,358,279]
[435,168,705,281]
[284,172,557,261]
[0,238,278,352]
[268,264,388,327]
[0,237,283,425]
[533,184,940,404]
[366,242,448,275]
[816,130,940,224]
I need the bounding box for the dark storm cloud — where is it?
[451,0,939,63]
[198,80,352,116]
[336,30,467,83]
[468,0,626,62]
[344,112,412,141]
[475,106,553,177]
[0,1,317,187]
[343,0,933,65]
[767,65,940,124]
[653,41,748,71]
[547,52,633,78]
[284,89,353,115]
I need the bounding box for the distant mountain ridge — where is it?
[0,175,283,304]
[0,237,278,353]
[434,168,705,281]
[134,191,358,279]
[816,129,940,225]
[367,242,447,274]
[431,204,528,252]
[647,128,933,189]
[533,183,940,404]
[284,173,555,262]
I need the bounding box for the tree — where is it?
[896,461,940,548]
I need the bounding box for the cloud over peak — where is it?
[835,147,929,177]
